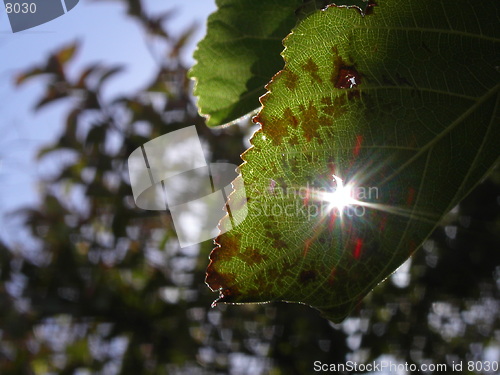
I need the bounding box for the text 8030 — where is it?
[5,3,37,14]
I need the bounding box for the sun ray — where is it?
[310,173,440,226]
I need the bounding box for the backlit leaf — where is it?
[206,0,500,322]
[189,0,302,127]
[189,0,376,127]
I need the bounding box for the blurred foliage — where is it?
[1,0,499,374]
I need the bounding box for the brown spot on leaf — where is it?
[347,90,361,100]
[298,101,330,143]
[284,107,299,128]
[274,239,288,249]
[302,58,323,84]
[257,106,299,146]
[212,232,242,262]
[257,113,288,145]
[238,247,268,265]
[335,66,361,89]
[267,258,295,282]
[300,270,317,284]
[206,236,243,303]
[320,96,348,117]
[266,230,288,249]
[282,69,299,90]
[257,47,364,146]
[321,97,333,106]
[288,134,299,146]
[263,222,274,231]
[329,47,363,94]
[330,47,343,84]
[205,265,240,298]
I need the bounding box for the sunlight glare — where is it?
[321,175,359,215]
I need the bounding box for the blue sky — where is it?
[0,0,216,245]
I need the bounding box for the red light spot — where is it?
[328,267,336,285]
[406,187,416,205]
[408,240,417,255]
[268,179,277,194]
[303,238,313,257]
[328,162,336,174]
[353,238,363,259]
[303,189,310,206]
[379,215,388,231]
[329,211,338,231]
[353,135,363,157]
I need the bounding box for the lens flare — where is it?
[319,174,361,217]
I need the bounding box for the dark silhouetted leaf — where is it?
[76,64,103,88]
[35,84,70,110]
[15,67,46,86]
[97,66,125,90]
[16,42,79,87]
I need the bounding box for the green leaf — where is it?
[189,0,376,127]
[206,0,500,322]
[189,0,303,127]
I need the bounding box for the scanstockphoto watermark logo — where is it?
[3,0,79,33]
[127,126,381,247]
[250,179,380,220]
[127,126,247,248]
